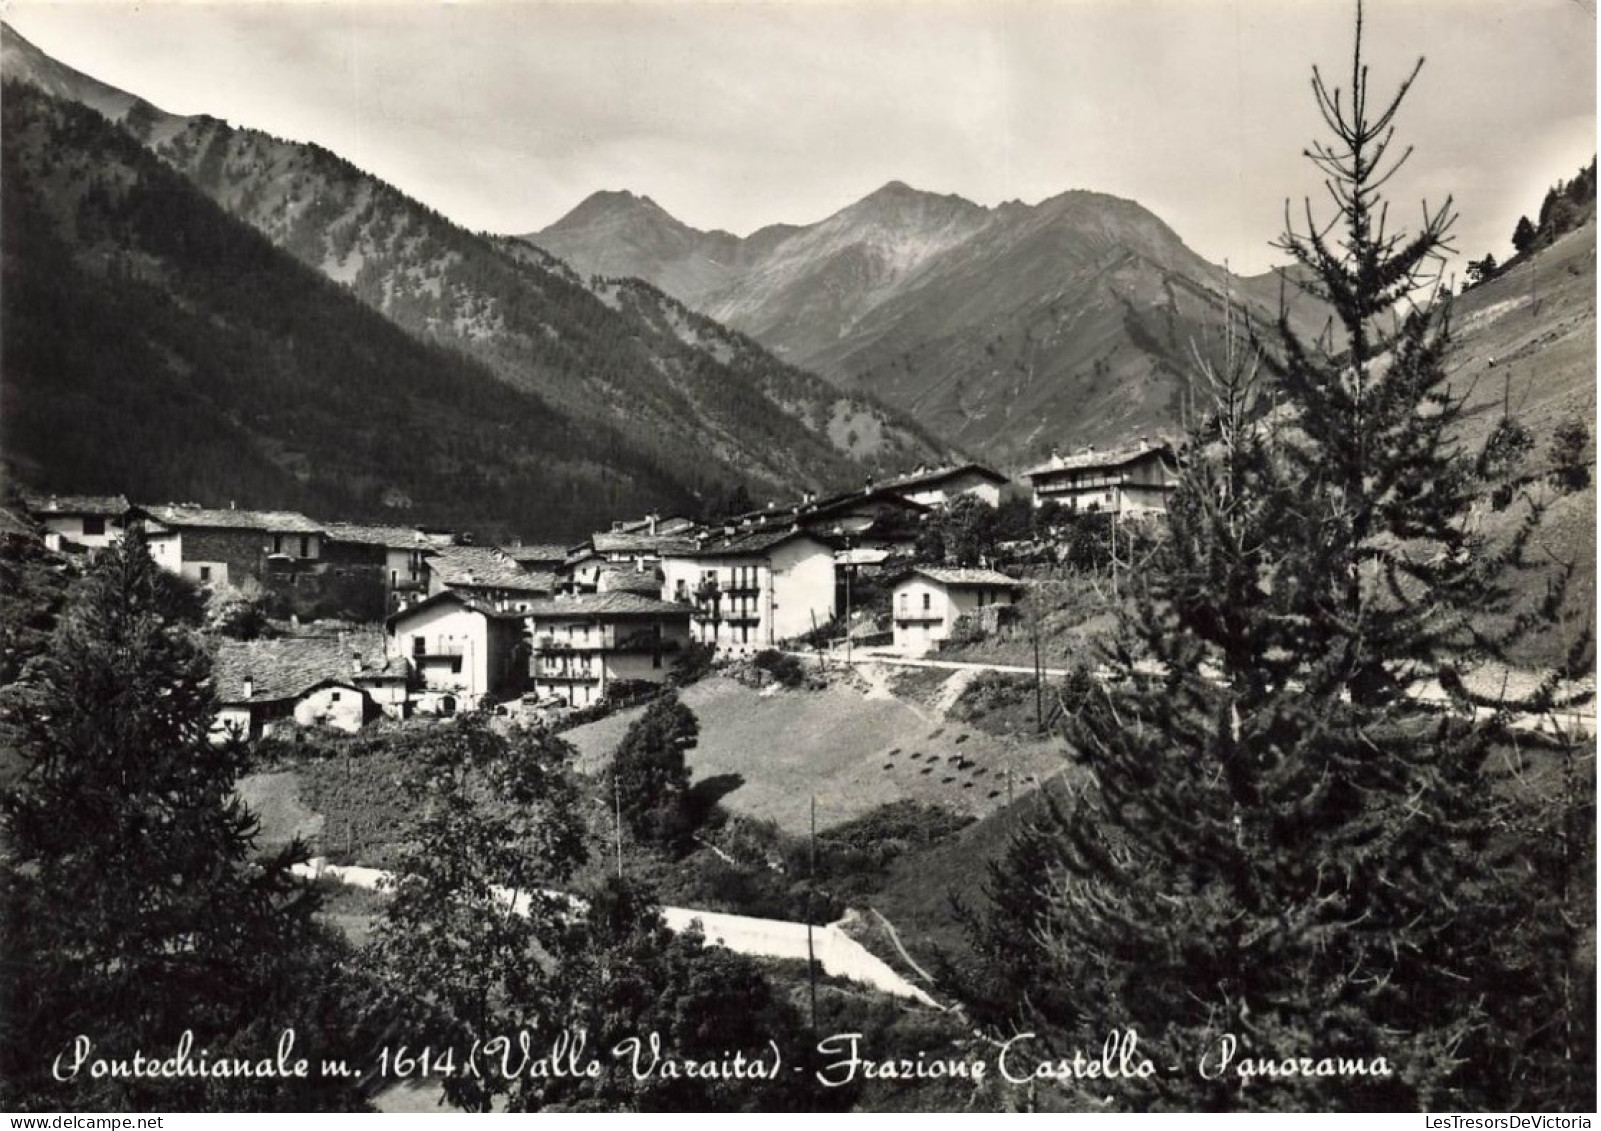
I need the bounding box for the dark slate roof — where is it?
[1022,442,1174,479]
[668,526,829,559]
[384,588,528,627]
[522,592,692,619]
[879,463,1008,491]
[323,521,441,549]
[23,493,131,517]
[597,566,665,595]
[725,485,929,533]
[141,504,323,534]
[426,545,554,592]
[609,515,696,536]
[212,630,393,704]
[900,566,1021,588]
[501,542,577,564]
[591,530,700,555]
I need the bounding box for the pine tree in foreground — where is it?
[965,4,1593,1112]
[0,531,369,1111]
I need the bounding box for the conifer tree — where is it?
[363,714,588,1113]
[608,691,698,850]
[0,531,366,1111]
[965,4,1592,1112]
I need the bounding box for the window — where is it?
[899,593,908,613]
[299,535,311,558]
[272,534,284,555]
[82,516,105,537]
[412,636,426,656]
[330,691,342,703]
[199,566,212,583]
[922,592,932,611]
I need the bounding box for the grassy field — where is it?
[1446,223,1596,669]
[561,669,1068,835]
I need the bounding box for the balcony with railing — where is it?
[532,660,600,683]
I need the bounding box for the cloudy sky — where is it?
[4,0,1594,273]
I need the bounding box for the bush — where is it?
[943,614,987,648]
[752,648,807,688]
[656,851,841,924]
[667,640,716,687]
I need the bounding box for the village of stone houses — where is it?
[14,455,1140,732]
[2,2,1594,1115]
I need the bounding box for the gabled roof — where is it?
[23,493,130,517]
[597,566,665,595]
[426,544,554,592]
[524,592,692,619]
[140,504,323,534]
[1022,441,1174,480]
[722,485,929,538]
[212,631,393,704]
[896,566,1021,589]
[385,588,528,627]
[667,526,832,560]
[879,462,1008,492]
[323,521,444,549]
[609,515,697,536]
[592,530,700,556]
[501,542,577,565]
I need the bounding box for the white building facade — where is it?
[891,567,1021,656]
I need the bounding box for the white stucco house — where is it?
[22,493,131,553]
[890,566,1022,656]
[879,463,1008,508]
[660,527,837,655]
[524,591,693,707]
[384,589,527,712]
[1022,439,1177,517]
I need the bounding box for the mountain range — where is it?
[531,183,1332,466]
[0,25,950,538]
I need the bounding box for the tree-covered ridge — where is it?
[0,82,696,539]
[150,113,949,499]
[1516,157,1597,256]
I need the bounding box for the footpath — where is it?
[293,860,940,1008]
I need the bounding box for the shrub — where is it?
[752,648,807,688]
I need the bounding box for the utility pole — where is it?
[805,794,819,1032]
[614,773,623,878]
[1110,511,1119,602]
[1031,588,1044,734]
[844,537,853,666]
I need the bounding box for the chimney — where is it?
[647,513,658,535]
[723,523,735,537]
[1138,436,1149,451]
[351,651,363,676]
[242,675,254,699]
[864,474,875,494]
[229,500,236,510]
